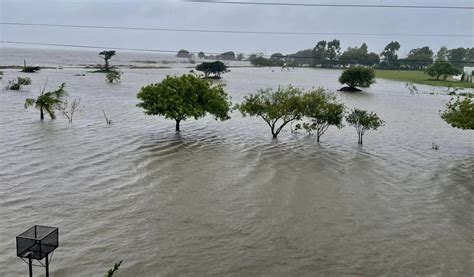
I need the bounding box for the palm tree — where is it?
[25,83,67,120]
[99,50,116,71]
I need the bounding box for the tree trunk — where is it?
[40,108,44,120]
[358,133,363,144]
[175,119,181,132]
[317,134,321,143]
[271,127,278,139]
[105,59,109,71]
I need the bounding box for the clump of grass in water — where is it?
[105,260,122,277]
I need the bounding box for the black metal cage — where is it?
[16,225,58,260]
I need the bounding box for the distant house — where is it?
[463,66,474,83]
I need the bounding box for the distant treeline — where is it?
[177,49,244,61]
[178,42,474,70]
[250,41,474,70]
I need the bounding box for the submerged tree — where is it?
[196,61,229,79]
[99,50,116,71]
[301,90,345,142]
[338,67,375,92]
[24,83,67,120]
[105,70,122,83]
[441,97,474,130]
[236,85,305,139]
[137,74,231,131]
[5,77,32,90]
[346,109,384,144]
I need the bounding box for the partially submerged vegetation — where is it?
[24,83,67,120]
[441,97,474,130]
[137,74,232,131]
[105,70,122,83]
[195,61,229,79]
[338,67,375,92]
[5,77,32,90]
[346,109,384,145]
[99,50,116,72]
[236,86,306,139]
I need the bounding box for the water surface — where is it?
[0,49,473,276]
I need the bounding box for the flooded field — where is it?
[0,49,473,276]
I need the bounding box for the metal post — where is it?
[28,257,33,277]
[45,255,49,277]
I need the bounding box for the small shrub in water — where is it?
[106,70,122,83]
[21,66,41,73]
[6,77,32,90]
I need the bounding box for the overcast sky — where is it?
[1,0,473,57]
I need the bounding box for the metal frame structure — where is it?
[16,225,59,277]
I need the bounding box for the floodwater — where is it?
[0,48,473,276]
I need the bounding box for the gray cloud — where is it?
[1,0,473,56]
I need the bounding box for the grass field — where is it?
[375,70,474,89]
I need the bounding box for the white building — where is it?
[463,66,474,83]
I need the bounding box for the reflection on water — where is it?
[0,50,473,275]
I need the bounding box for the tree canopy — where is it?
[346,109,384,144]
[441,97,474,130]
[99,50,116,71]
[339,43,380,67]
[338,67,375,91]
[176,49,192,58]
[236,85,307,138]
[380,41,401,69]
[401,46,433,70]
[300,89,345,142]
[136,74,231,131]
[220,51,236,60]
[195,61,229,79]
[425,61,462,80]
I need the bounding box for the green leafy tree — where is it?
[380,41,401,69]
[198,52,206,59]
[425,61,462,80]
[339,43,379,67]
[288,49,313,66]
[312,40,327,67]
[271,53,284,60]
[24,83,67,120]
[106,70,123,83]
[220,51,236,60]
[401,46,433,70]
[236,85,305,138]
[195,61,229,79]
[346,109,384,144]
[338,66,375,91]
[448,47,468,67]
[6,77,32,90]
[441,97,473,129]
[436,46,449,61]
[327,39,341,66]
[301,89,345,142]
[99,50,116,71]
[176,49,192,58]
[137,74,231,131]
